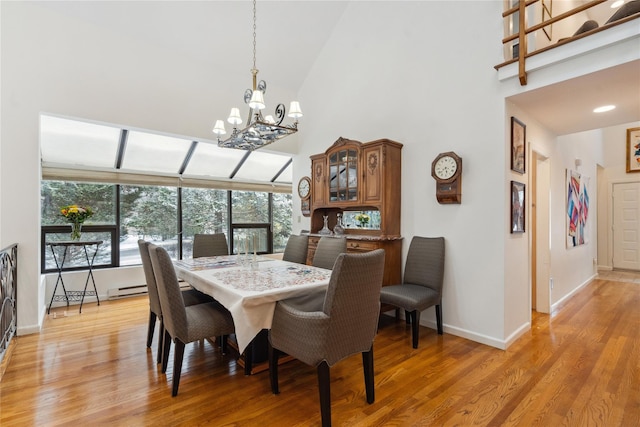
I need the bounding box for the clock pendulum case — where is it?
[431,151,462,204]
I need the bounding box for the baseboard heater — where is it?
[107,281,191,300]
[108,284,148,299]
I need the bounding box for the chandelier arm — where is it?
[275,104,286,126]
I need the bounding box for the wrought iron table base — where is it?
[47,240,102,314]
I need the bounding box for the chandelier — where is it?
[213,0,303,151]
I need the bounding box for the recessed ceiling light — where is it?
[611,1,624,9]
[593,105,616,113]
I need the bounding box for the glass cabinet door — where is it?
[329,148,358,202]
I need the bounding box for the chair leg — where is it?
[362,347,375,404]
[220,335,228,355]
[436,304,443,335]
[317,361,331,427]
[172,340,185,397]
[411,310,421,349]
[161,329,172,374]
[147,311,156,348]
[244,344,253,376]
[268,342,280,394]
[156,319,164,364]
[405,310,411,324]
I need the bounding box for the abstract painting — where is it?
[566,169,589,247]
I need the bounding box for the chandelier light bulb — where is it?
[288,101,303,119]
[212,120,227,135]
[249,90,266,110]
[227,108,243,125]
[264,115,275,124]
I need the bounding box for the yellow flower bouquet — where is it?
[60,204,94,240]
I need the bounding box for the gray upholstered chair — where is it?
[282,234,309,264]
[268,249,385,427]
[379,236,445,349]
[312,236,347,270]
[192,233,229,258]
[149,244,235,397]
[138,240,212,364]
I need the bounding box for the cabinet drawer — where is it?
[346,240,380,252]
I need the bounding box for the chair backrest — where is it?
[138,240,162,316]
[323,249,385,365]
[312,236,347,270]
[148,245,188,341]
[193,233,228,258]
[403,236,445,295]
[282,234,309,264]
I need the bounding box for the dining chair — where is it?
[268,249,385,427]
[192,233,229,258]
[312,236,347,270]
[149,244,235,397]
[138,240,213,364]
[282,234,309,264]
[379,236,445,349]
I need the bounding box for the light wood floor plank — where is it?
[1,276,639,426]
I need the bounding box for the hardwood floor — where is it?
[1,276,639,426]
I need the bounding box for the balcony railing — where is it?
[1,243,18,370]
[496,0,640,85]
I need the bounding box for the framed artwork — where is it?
[511,116,526,174]
[566,170,589,247]
[542,0,552,41]
[511,180,525,233]
[627,127,640,173]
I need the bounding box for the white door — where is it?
[613,182,640,271]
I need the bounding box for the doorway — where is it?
[532,151,550,313]
[612,182,640,271]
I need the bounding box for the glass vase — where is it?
[70,222,82,240]
[333,213,345,235]
[319,215,332,235]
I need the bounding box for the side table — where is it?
[47,240,103,314]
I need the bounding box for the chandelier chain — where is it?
[252,0,257,70]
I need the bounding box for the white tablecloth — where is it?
[174,256,331,353]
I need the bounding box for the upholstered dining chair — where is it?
[192,233,229,258]
[149,244,235,397]
[312,236,347,270]
[268,249,385,427]
[282,234,309,264]
[138,240,213,364]
[379,236,445,349]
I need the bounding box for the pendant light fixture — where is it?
[213,0,303,150]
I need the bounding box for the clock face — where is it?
[434,156,458,180]
[298,177,311,199]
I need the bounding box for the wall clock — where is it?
[298,176,311,216]
[431,151,462,204]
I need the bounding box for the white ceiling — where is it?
[508,59,640,136]
[36,1,639,141]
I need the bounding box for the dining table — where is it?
[173,254,332,373]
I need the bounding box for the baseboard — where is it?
[0,338,18,382]
[551,273,596,312]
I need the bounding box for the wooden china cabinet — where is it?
[306,137,403,287]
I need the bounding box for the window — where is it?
[41,181,292,272]
[272,193,293,252]
[120,185,178,265]
[182,187,229,258]
[41,181,116,271]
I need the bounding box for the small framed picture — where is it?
[511,117,526,174]
[511,181,525,233]
[626,127,640,173]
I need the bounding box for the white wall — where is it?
[599,121,640,269]
[294,1,509,347]
[1,1,620,349]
